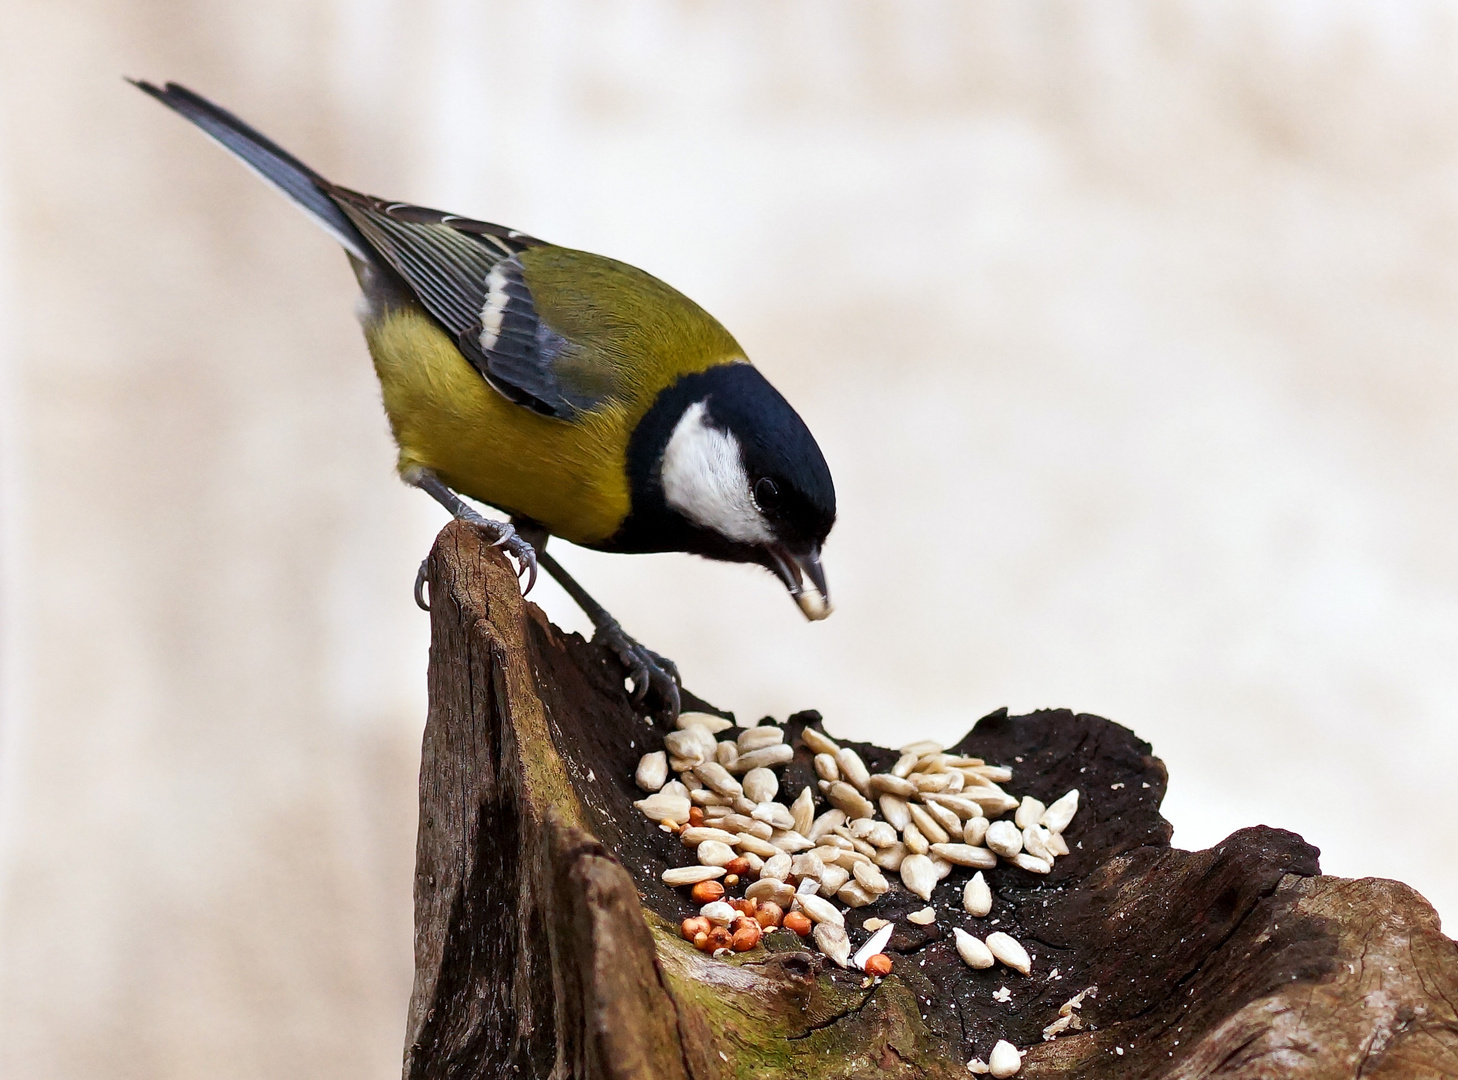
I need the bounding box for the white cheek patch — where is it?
[661,401,774,545]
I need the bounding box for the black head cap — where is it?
[614,363,836,618]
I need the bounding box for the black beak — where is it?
[765,544,832,621]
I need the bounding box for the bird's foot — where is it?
[413,515,539,612]
[595,620,681,722]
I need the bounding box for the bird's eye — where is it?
[753,477,780,511]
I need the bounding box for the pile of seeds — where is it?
[634,714,1085,1075]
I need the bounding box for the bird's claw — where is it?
[491,528,539,595]
[597,625,681,721]
[475,520,538,595]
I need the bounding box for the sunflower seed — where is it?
[1012,853,1051,874]
[796,877,821,896]
[760,852,792,881]
[807,808,846,842]
[907,906,937,925]
[732,744,794,773]
[867,773,916,798]
[818,865,850,896]
[852,922,895,970]
[679,827,738,846]
[1057,986,1098,1016]
[964,871,992,916]
[700,900,736,925]
[800,727,840,755]
[985,931,1031,974]
[988,1039,1022,1077]
[770,830,814,853]
[967,1059,990,1075]
[1040,790,1080,833]
[912,772,954,794]
[911,755,949,774]
[853,861,889,894]
[872,842,907,871]
[952,927,995,968]
[689,788,731,807]
[813,921,851,967]
[968,765,1013,783]
[664,729,710,766]
[826,782,874,819]
[733,795,757,815]
[677,711,733,734]
[745,877,795,907]
[735,833,780,858]
[715,741,739,768]
[1014,796,1045,830]
[944,756,985,768]
[635,793,691,824]
[931,855,954,880]
[902,822,929,855]
[900,739,943,757]
[793,893,845,927]
[737,725,784,752]
[1041,1014,1073,1041]
[702,805,732,821]
[720,813,769,838]
[985,820,1023,858]
[824,846,871,870]
[965,790,1020,817]
[908,803,950,845]
[930,843,998,869]
[924,800,963,836]
[836,748,871,793]
[740,851,764,874]
[635,751,668,792]
[790,787,815,834]
[751,801,795,830]
[1022,824,1055,863]
[662,864,725,886]
[696,840,737,867]
[866,821,899,848]
[963,816,989,845]
[891,752,920,778]
[1047,831,1069,857]
[878,794,911,831]
[925,793,983,820]
[813,752,840,782]
[899,854,937,900]
[943,770,965,793]
[694,762,743,798]
[790,852,826,880]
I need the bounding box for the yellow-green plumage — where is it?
[365,246,745,545]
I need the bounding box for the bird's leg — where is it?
[533,545,682,721]
[408,469,538,610]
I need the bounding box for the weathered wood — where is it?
[405,521,1458,1079]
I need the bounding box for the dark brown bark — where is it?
[405,521,1458,1079]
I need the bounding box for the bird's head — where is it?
[622,363,836,619]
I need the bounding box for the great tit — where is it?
[134,81,836,718]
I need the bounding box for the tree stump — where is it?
[403,522,1458,1079]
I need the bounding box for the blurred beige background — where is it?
[3,2,1456,1076]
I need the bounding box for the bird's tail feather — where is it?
[130,79,373,262]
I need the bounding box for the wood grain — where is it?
[404,521,1458,1079]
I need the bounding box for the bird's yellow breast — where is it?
[366,307,635,544]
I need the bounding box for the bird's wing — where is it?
[329,190,596,419]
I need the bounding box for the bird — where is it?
[133,80,836,719]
